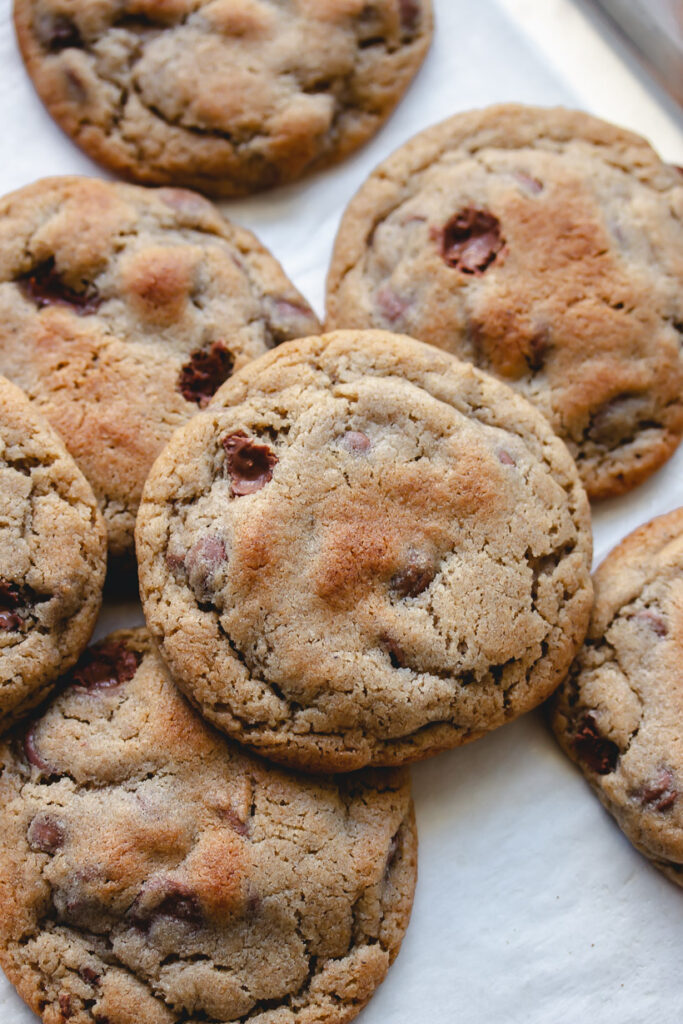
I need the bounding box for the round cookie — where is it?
[0,176,320,558]
[326,104,683,499]
[0,375,106,732]
[14,0,433,197]
[0,628,417,1024]
[551,507,683,887]
[136,329,593,773]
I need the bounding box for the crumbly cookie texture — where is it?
[326,104,683,499]
[0,375,106,733]
[0,176,320,558]
[0,628,416,1024]
[14,0,433,197]
[551,507,683,887]
[136,329,593,773]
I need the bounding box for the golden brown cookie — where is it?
[551,507,683,887]
[136,329,593,772]
[326,104,683,499]
[0,176,320,558]
[0,375,105,732]
[14,0,433,196]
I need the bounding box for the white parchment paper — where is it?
[0,1,682,1021]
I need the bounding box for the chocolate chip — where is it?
[70,642,141,692]
[23,724,57,775]
[588,393,651,448]
[223,432,278,496]
[638,769,677,812]
[58,992,73,1019]
[178,342,234,407]
[634,609,668,637]
[381,634,407,669]
[0,580,23,631]
[42,15,82,52]
[573,714,620,775]
[27,812,66,854]
[399,0,420,33]
[391,550,436,598]
[525,328,550,372]
[376,284,410,324]
[79,967,101,986]
[341,431,372,455]
[185,536,227,599]
[498,449,516,466]
[219,805,249,838]
[263,296,316,345]
[129,879,203,930]
[439,209,505,274]
[17,258,100,315]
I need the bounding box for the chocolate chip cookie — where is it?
[14,0,433,197]
[0,628,417,1024]
[0,375,106,733]
[551,507,683,887]
[326,104,683,499]
[136,329,593,773]
[0,176,320,558]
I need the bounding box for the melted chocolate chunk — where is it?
[634,609,668,637]
[223,432,278,496]
[0,580,23,631]
[43,15,83,51]
[525,328,550,372]
[79,967,101,986]
[70,642,141,692]
[382,634,407,669]
[23,724,58,775]
[58,993,73,1019]
[588,393,651,448]
[439,209,505,274]
[27,812,66,854]
[399,0,420,33]
[638,769,677,812]
[384,830,400,880]
[342,430,372,454]
[17,258,101,315]
[185,536,227,599]
[220,805,249,837]
[129,879,203,929]
[178,342,234,407]
[573,714,619,775]
[391,550,436,598]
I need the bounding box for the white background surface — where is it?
[1,0,682,1021]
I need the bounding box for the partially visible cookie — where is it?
[0,375,105,732]
[0,628,417,1024]
[0,176,320,558]
[551,508,683,886]
[14,0,433,196]
[326,104,683,499]
[136,329,593,773]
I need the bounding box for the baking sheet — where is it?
[0,0,682,1020]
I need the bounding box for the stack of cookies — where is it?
[0,2,682,1023]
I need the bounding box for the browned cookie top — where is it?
[136,330,593,773]
[0,176,320,557]
[552,507,683,887]
[326,104,683,499]
[0,629,416,1024]
[14,0,433,196]
[0,375,106,733]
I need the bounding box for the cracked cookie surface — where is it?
[0,375,106,733]
[326,104,683,499]
[551,507,683,887]
[0,176,320,558]
[14,0,433,196]
[136,329,593,772]
[0,628,416,1024]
